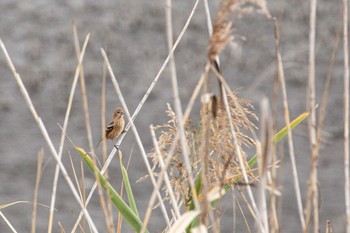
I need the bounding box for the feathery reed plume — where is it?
[149,94,256,206]
[208,0,270,62]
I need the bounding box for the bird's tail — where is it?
[95,138,104,151]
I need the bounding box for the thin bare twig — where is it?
[274,20,306,230]
[343,0,350,231]
[31,149,44,233]
[150,125,180,218]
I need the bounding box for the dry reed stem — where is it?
[141,67,207,233]
[232,190,237,232]
[235,196,251,233]
[71,2,200,229]
[165,0,200,214]
[72,22,95,154]
[203,0,213,36]
[57,222,66,233]
[164,0,197,220]
[92,155,114,233]
[31,149,44,233]
[150,125,181,219]
[316,23,342,148]
[257,98,272,232]
[101,60,108,163]
[116,178,124,233]
[0,211,17,233]
[47,34,91,233]
[221,86,265,232]
[101,50,171,229]
[266,155,279,232]
[68,153,83,203]
[344,0,350,231]
[237,187,256,231]
[80,161,87,230]
[100,56,115,233]
[273,20,306,230]
[0,37,98,233]
[270,17,281,233]
[208,64,262,225]
[305,0,319,231]
[199,84,210,227]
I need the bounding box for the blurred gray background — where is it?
[0,0,347,232]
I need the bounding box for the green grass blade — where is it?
[273,112,309,143]
[76,147,149,233]
[119,154,139,217]
[248,112,309,168]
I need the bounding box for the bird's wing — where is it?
[106,119,115,135]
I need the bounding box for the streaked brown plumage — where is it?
[96,107,125,149]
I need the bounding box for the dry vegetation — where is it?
[0,0,349,232]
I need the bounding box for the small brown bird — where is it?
[96,107,125,150]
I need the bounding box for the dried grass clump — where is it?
[149,93,256,205]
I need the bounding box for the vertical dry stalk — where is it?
[72,22,95,154]
[101,49,171,230]
[101,61,108,162]
[343,0,350,231]
[68,153,84,204]
[268,158,279,232]
[116,178,124,233]
[92,156,114,233]
[199,88,210,226]
[165,0,200,214]
[47,34,91,233]
[100,57,115,232]
[257,98,272,232]
[232,190,237,232]
[0,37,98,233]
[80,162,86,230]
[208,63,263,232]
[305,0,319,231]
[316,23,342,149]
[221,87,265,232]
[270,27,280,232]
[150,125,181,219]
[142,68,207,232]
[274,20,306,230]
[31,149,45,233]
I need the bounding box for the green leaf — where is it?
[248,112,309,168]
[273,112,309,143]
[119,154,139,217]
[76,147,149,233]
